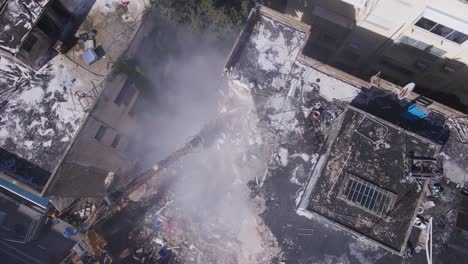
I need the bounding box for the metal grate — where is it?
[339,173,396,217]
[22,34,38,52]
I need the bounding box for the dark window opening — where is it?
[114,81,137,106]
[415,17,437,31]
[22,35,38,52]
[446,31,468,44]
[432,24,453,37]
[111,135,120,148]
[95,125,107,141]
[415,17,468,44]
[398,35,446,57]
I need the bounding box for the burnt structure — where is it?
[303,106,440,255]
[0,0,71,69]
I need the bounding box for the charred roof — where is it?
[0,0,50,54]
[306,106,439,255]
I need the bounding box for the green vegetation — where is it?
[113,58,153,96]
[114,58,145,83]
[150,0,257,35]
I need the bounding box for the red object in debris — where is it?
[311,111,321,120]
[121,1,130,6]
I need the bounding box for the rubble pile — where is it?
[107,89,281,264]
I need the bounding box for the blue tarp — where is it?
[402,103,429,121]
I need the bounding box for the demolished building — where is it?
[0,0,73,69]
[0,1,149,212]
[224,5,468,259]
[299,105,439,255]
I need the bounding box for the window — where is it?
[399,35,447,57]
[432,24,453,38]
[111,134,120,148]
[339,173,396,217]
[95,125,107,141]
[414,17,468,44]
[446,31,468,44]
[415,17,437,31]
[22,35,38,52]
[114,81,136,106]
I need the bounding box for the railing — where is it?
[74,78,106,112]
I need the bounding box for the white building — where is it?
[289,0,468,109]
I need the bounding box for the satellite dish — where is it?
[398,82,415,100]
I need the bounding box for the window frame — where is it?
[111,134,120,148]
[414,16,468,45]
[398,35,447,57]
[114,81,137,107]
[95,125,107,141]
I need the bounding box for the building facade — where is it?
[0,0,71,69]
[43,73,142,200]
[0,71,142,212]
[291,0,468,110]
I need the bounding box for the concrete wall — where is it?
[43,73,142,197]
[69,74,140,170]
[16,0,70,69]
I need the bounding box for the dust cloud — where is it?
[132,14,278,263]
[443,160,468,185]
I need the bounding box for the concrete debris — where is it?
[410,157,444,178]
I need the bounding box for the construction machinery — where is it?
[60,114,231,263]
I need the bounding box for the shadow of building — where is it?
[280,0,468,113]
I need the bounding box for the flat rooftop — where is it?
[0,0,148,196]
[0,0,50,53]
[306,106,439,254]
[225,6,361,104]
[0,53,89,193]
